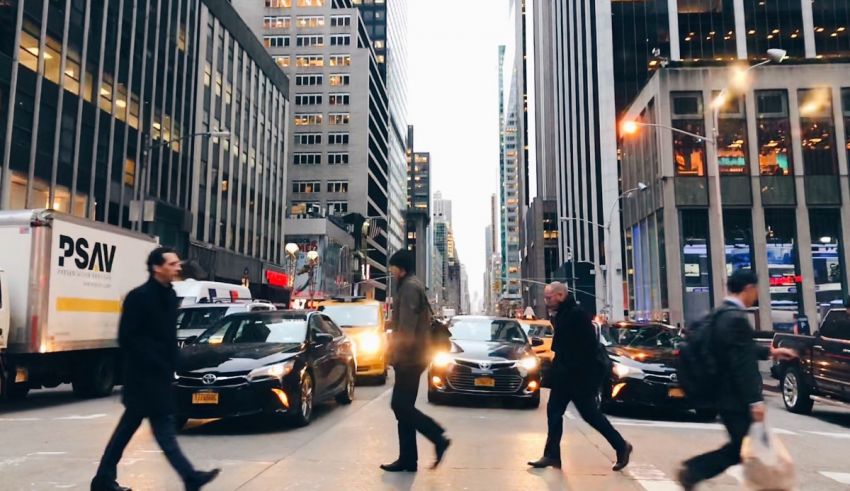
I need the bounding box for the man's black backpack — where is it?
[676,306,735,403]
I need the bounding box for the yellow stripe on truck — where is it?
[56,297,122,313]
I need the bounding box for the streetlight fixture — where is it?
[621,50,784,307]
[559,182,647,317]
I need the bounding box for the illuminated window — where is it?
[329,54,351,66]
[265,0,292,7]
[376,55,385,63]
[374,40,385,49]
[328,113,350,125]
[296,55,323,67]
[263,16,291,29]
[756,90,793,176]
[263,36,290,48]
[274,55,290,68]
[296,15,325,28]
[798,88,838,175]
[329,74,350,86]
[670,92,706,177]
[715,93,749,175]
[124,159,136,187]
[99,74,114,113]
[294,113,322,126]
[296,0,324,6]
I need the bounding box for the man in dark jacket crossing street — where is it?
[91,247,219,491]
[528,282,632,471]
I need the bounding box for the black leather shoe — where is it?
[676,467,697,491]
[431,437,451,469]
[90,478,132,491]
[527,456,562,469]
[380,460,417,472]
[185,469,220,491]
[612,442,633,471]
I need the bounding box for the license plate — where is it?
[192,392,219,405]
[668,387,685,399]
[474,377,495,387]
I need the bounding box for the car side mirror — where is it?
[531,337,544,347]
[314,332,333,345]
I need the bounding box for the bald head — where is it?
[544,282,568,311]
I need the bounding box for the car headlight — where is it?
[612,361,644,379]
[517,356,539,371]
[432,352,452,368]
[357,332,382,355]
[248,359,296,381]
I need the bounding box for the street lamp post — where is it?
[133,129,230,232]
[306,250,320,305]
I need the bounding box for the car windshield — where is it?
[196,314,308,345]
[520,322,553,338]
[450,319,528,343]
[320,305,379,327]
[602,324,681,349]
[176,307,229,331]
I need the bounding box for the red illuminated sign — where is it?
[265,270,289,287]
[769,275,802,287]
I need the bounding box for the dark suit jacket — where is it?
[390,274,431,367]
[119,278,179,416]
[713,300,771,411]
[550,296,604,397]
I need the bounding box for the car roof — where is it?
[612,321,677,329]
[319,297,380,305]
[219,309,313,320]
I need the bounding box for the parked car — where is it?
[318,297,388,384]
[427,316,543,408]
[176,301,276,347]
[175,310,355,428]
[772,307,850,414]
[599,321,715,418]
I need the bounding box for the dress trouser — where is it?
[544,382,627,460]
[94,409,196,483]
[683,409,752,482]
[391,364,446,465]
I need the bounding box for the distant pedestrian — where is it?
[528,282,633,470]
[91,247,219,491]
[381,250,451,472]
[677,270,796,490]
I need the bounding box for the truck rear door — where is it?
[815,311,850,396]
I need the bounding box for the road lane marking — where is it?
[0,417,41,422]
[806,431,850,439]
[29,452,67,456]
[609,419,797,435]
[53,413,107,420]
[627,463,681,491]
[821,472,850,484]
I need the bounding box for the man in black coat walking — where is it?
[91,247,219,491]
[528,282,632,470]
[677,270,796,490]
[381,250,450,472]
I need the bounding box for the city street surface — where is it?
[2,374,849,491]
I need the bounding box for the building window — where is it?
[295,133,322,145]
[376,55,385,63]
[295,93,323,105]
[670,92,706,176]
[328,133,349,145]
[296,55,324,67]
[809,209,847,308]
[263,16,291,29]
[294,153,322,165]
[296,15,325,28]
[677,0,737,62]
[330,34,351,46]
[716,93,749,175]
[292,180,321,193]
[327,201,348,215]
[274,55,290,68]
[296,35,324,47]
[328,113,350,125]
[329,54,351,66]
[327,180,348,193]
[328,153,349,165]
[755,90,793,176]
[295,74,323,86]
[374,40,385,49]
[296,0,324,6]
[812,3,850,58]
[843,89,850,171]
[294,113,322,126]
[124,159,136,187]
[328,93,350,106]
[680,209,712,325]
[330,15,351,27]
[743,1,804,61]
[290,201,321,217]
[765,208,801,332]
[329,74,350,86]
[798,88,839,175]
[263,36,290,48]
[266,0,292,7]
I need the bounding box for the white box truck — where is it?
[0,209,157,400]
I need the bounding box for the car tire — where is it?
[288,371,315,427]
[781,366,814,415]
[694,409,717,421]
[72,355,116,399]
[335,365,355,405]
[1,369,29,401]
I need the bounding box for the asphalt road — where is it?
[1,374,849,490]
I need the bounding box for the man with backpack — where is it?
[677,270,797,490]
[381,250,451,472]
[528,282,632,471]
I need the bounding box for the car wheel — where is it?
[288,371,315,426]
[335,365,355,405]
[781,366,814,414]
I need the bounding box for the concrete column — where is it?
[801,0,817,59]
[733,0,748,59]
[745,88,772,331]
[667,0,680,61]
[704,83,728,308]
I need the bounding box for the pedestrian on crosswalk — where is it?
[677,270,797,490]
[528,282,633,471]
[381,250,451,472]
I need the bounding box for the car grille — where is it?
[454,359,516,370]
[447,364,523,394]
[643,372,678,386]
[176,372,249,388]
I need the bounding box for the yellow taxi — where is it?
[518,318,555,381]
[318,297,388,384]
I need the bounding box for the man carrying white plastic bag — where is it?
[740,420,796,490]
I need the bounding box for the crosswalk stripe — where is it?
[608,418,797,435]
[627,464,681,491]
[821,472,850,484]
[806,431,850,439]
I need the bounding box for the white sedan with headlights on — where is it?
[427,316,544,408]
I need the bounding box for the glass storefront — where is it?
[681,209,712,326]
[724,209,755,276]
[809,209,847,314]
[764,209,801,332]
[671,92,707,176]
[716,94,749,175]
[755,90,793,175]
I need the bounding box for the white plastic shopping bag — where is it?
[740,422,796,490]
